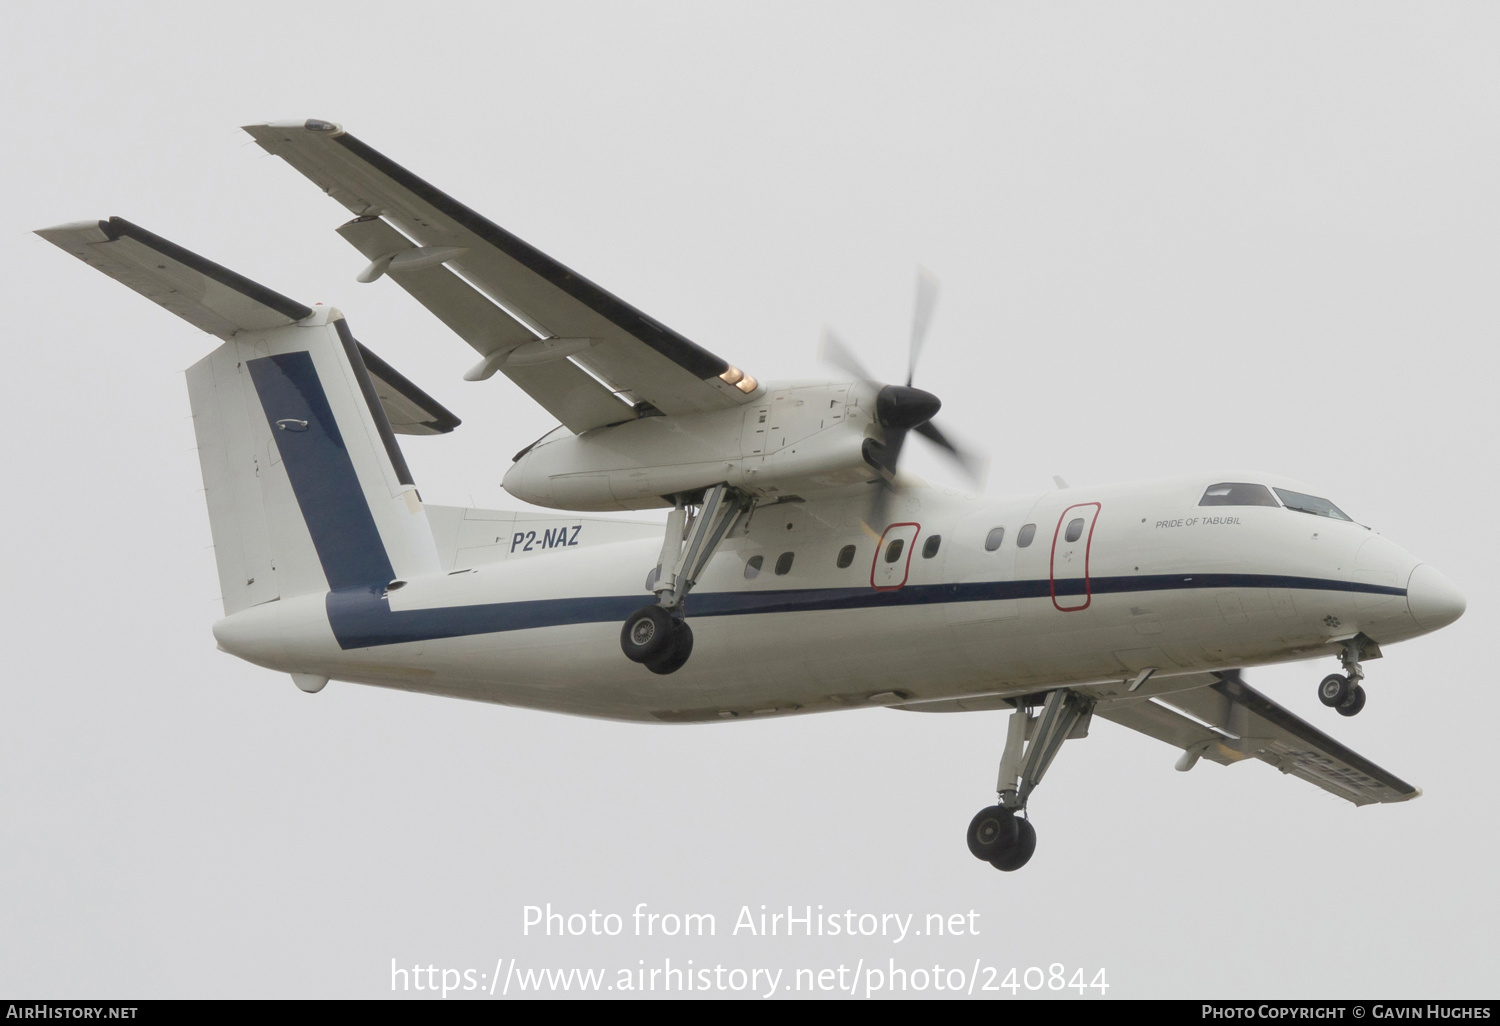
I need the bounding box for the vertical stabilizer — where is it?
[186,313,441,614]
[37,217,456,617]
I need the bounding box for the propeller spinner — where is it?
[820,270,985,487]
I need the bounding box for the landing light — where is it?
[720,367,758,393]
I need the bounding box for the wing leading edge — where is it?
[243,120,761,433]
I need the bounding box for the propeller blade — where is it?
[820,326,877,385]
[913,419,957,454]
[915,420,989,486]
[907,267,939,386]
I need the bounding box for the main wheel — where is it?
[645,620,694,675]
[990,816,1036,872]
[966,805,1018,861]
[1336,684,1367,717]
[1318,673,1351,708]
[621,605,675,663]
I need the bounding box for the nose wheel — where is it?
[1318,674,1368,716]
[1317,635,1378,716]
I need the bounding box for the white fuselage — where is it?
[211,471,1457,723]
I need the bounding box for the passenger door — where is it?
[1050,503,1101,611]
[871,523,921,591]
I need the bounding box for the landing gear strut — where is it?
[1318,636,1373,717]
[620,483,752,675]
[966,690,1094,872]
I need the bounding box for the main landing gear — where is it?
[966,690,1095,872]
[1317,635,1377,717]
[619,484,753,676]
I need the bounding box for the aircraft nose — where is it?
[1406,564,1466,632]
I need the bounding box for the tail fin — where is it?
[37,217,457,614]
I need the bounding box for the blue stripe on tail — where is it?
[248,351,396,590]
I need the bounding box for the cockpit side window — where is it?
[1199,482,1279,507]
[1274,488,1354,522]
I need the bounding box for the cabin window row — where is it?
[744,535,945,578]
[743,552,796,579]
[984,523,1038,551]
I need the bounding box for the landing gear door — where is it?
[1050,503,1101,612]
[872,522,921,591]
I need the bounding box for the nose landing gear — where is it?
[966,690,1094,872]
[1317,635,1378,717]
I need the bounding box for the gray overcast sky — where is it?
[2,1,1496,999]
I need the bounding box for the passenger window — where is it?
[836,544,856,569]
[984,527,1005,552]
[744,555,763,579]
[884,539,905,563]
[1200,482,1279,507]
[775,552,794,575]
[922,535,941,558]
[1064,518,1085,543]
[1016,524,1036,548]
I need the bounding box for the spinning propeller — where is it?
[821,269,986,491]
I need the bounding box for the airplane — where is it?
[36,119,1466,872]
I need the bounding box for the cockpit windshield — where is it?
[1199,482,1279,507]
[1273,488,1354,522]
[1199,482,1356,522]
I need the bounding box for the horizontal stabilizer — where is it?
[355,341,460,435]
[35,217,312,339]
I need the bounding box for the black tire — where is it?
[1318,673,1351,708]
[620,605,674,663]
[990,816,1036,872]
[966,805,1018,861]
[1337,684,1367,717]
[645,620,694,675]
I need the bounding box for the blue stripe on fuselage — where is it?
[325,573,1407,650]
[242,349,1410,650]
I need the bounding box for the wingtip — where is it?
[34,219,112,248]
[243,119,344,137]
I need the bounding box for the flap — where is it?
[335,215,632,434]
[1095,671,1419,807]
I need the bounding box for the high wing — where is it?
[35,216,459,436]
[243,120,759,434]
[1093,670,1419,806]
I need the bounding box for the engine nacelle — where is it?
[503,382,881,511]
